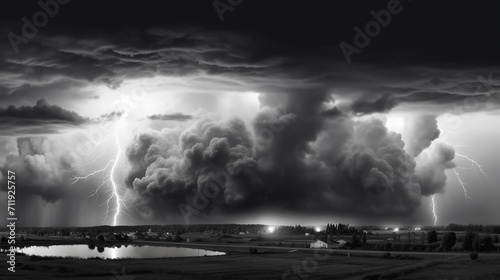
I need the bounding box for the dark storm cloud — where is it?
[0,99,88,135]
[125,118,263,220]
[0,99,86,123]
[148,113,193,121]
[1,22,500,114]
[351,94,398,115]
[1,0,499,224]
[0,137,78,202]
[123,92,457,222]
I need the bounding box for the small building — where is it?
[310,239,332,249]
[147,228,159,238]
[310,239,346,249]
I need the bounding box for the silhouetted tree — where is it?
[483,235,492,246]
[441,232,456,251]
[351,233,360,247]
[97,234,105,243]
[463,232,476,251]
[472,234,481,251]
[427,230,438,243]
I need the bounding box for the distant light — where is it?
[414,227,421,231]
[394,228,399,232]
[268,226,275,233]
[315,227,321,232]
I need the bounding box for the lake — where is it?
[18,244,225,259]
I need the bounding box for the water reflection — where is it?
[19,245,225,259]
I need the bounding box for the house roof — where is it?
[313,238,339,244]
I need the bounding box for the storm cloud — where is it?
[148,113,193,122]
[0,99,87,135]
[0,137,78,202]
[403,115,441,157]
[123,93,453,222]
[0,1,498,226]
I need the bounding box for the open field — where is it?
[1,236,499,280]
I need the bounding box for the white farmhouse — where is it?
[310,239,329,249]
[310,239,346,249]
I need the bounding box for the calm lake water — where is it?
[18,244,225,259]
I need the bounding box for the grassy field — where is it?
[0,250,448,280]
[1,234,499,279]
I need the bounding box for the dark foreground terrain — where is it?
[1,241,499,280]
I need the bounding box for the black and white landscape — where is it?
[0,1,499,279]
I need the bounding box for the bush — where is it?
[382,252,391,259]
[173,235,183,242]
[463,232,477,251]
[441,232,457,251]
[249,247,258,254]
[492,235,499,243]
[97,235,105,243]
[427,230,438,243]
[393,243,402,251]
[470,252,478,260]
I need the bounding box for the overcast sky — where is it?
[0,0,499,227]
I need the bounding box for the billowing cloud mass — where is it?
[123,93,451,222]
[125,118,263,220]
[415,142,456,196]
[0,1,498,226]
[0,137,78,202]
[403,115,441,157]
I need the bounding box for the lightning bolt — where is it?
[110,126,122,226]
[425,134,488,227]
[439,137,488,200]
[431,195,438,226]
[71,115,129,226]
[452,168,471,200]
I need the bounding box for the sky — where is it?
[0,0,499,227]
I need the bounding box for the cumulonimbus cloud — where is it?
[122,93,455,222]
